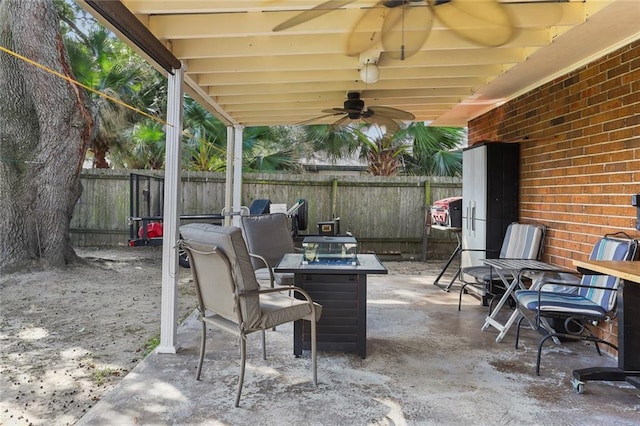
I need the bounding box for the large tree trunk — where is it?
[0,0,92,272]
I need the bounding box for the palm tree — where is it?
[114,120,166,169]
[355,129,408,176]
[398,123,464,177]
[182,97,227,171]
[181,100,302,172]
[243,126,301,172]
[301,124,362,164]
[65,26,164,168]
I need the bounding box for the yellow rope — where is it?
[0,45,170,127]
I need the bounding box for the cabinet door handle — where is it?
[471,206,476,231]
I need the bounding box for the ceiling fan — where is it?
[273,0,559,60]
[301,91,415,132]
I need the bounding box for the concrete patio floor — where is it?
[78,268,640,425]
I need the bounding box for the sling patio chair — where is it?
[514,232,638,376]
[179,223,322,407]
[458,222,546,311]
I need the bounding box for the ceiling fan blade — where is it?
[345,1,387,57]
[367,106,416,120]
[431,0,514,47]
[381,4,433,60]
[273,0,356,32]
[295,113,344,126]
[322,107,362,114]
[330,115,352,130]
[362,115,401,133]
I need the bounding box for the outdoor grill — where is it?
[431,196,462,228]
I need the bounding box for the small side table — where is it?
[431,225,462,292]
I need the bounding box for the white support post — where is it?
[232,125,244,227]
[157,65,184,354]
[224,126,234,227]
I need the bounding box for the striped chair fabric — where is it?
[515,236,636,319]
[499,223,545,259]
[461,223,544,282]
[458,223,545,310]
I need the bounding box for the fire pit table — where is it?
[274,246,387,359]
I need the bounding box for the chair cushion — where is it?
[532,271,580,294]
[275,272,294,285]
[499,223,544,259]
[180,223,262,327]
[254,293,322,331]
[254,268,294,286]
[578,235,636,311]
[254,267,272,281]
[514,290,607,319]
[241,213,295,271]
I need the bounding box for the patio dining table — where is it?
[480,258,569,342]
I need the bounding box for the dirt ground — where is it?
[0,246,430,425]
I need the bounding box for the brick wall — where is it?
[468,39,640,351]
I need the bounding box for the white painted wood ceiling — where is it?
[82,0,640,127]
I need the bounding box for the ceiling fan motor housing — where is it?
[345,92,365,118]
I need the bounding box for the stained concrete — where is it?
[78,271,640,425]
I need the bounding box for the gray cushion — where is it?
[241,213,295,270]
[256,293,322,331]
[180,223,261,327]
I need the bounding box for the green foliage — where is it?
[242,126,301,172]
[182,97,227,171]
[301,125,361,163]
[93,368,115,386]
[353,128,409,176]
[141,335,160,357]
[59,2,463,175]
[397,123,465,177]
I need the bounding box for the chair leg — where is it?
[536,333,558,376]
[594,341,602,356]
[515,315,526,349]
[196,321,206,380]
[311,318,317,386]
[261,329,267,361]
[458,283,468,311]
[235,336,247,408]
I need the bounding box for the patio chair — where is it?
[240,213,299,287]
[458,222,546,311]
[514,232,638,375]
[179,223,322,407]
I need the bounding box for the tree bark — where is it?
[0,0,92,272]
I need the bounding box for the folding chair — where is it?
[458,223,546,311]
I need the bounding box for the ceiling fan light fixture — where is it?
[360,63,379,84]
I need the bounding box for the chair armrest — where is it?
[538,280,618,293]
[248,253,275,288]
[245,285,311,301]
[241,286,319,318]
[517,268,578,284]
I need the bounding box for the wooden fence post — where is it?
[421,180,432,261]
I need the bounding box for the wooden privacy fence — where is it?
[72,169,462,259]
